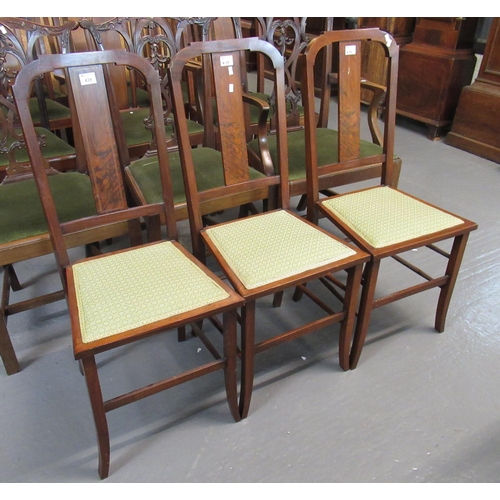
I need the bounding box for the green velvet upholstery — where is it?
[120,108,204,148]
[0,172,97,245]
[0,127,75,168]
[248,127,387,180]
[28,97,71,124]
[126,147,267,205]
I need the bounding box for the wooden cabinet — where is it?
[396,17,478,140]
[446,18,500,163]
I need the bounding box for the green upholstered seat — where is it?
[72,240,231,343]
[204,210,356,289]
[320,186,464,249]
[0,172,97,245]
[28,97,71,124]
[126,147,267,205]
[248,127,386,181]
[0,127,75,168]
[120,107,204,148]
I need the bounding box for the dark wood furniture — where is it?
[301,28,477,369]
[14,49,243,479]
[396,17,478,139]
[446,18,500,163]
[171,37,369,418]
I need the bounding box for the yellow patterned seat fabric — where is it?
[204,210,356,290]
[320,186,464,249]
[72,241,230,343]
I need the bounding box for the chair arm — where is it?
[242,93,274,176]
[328,73,387,146]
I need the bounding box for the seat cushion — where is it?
[204,210,356,289]
[0,172,96,245]
[29,97,71,123]
[0,127,75,168]
[71,241,230,343]
[247,128,386,180]
[126,148,267,205]
[120,108,204,147]
[320,186,464,249]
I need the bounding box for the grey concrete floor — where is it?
[1,106,500,486]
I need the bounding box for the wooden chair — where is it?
[14,49,243,479]
[301,28,478,369]
[0,18,76,136]
[170,37,369,419]
[246,20,403,209]
[78,17,208,159]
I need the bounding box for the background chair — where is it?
[14,49,243,479]
[301,28,477,369]
[0,18,76,138]
[170,37,369,419]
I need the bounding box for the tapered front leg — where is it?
[0,311,20,375]
[350,259,380,370]
[239,301,256,420]
[223,309,241,422]
[435,233,470,333]
[81,356,110,480]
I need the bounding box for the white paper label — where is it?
[220,55,234,67]
[79,72,97,86]
[345,45,356,56]
[229,83,234,93]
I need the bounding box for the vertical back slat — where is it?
[338,40,361,162]
[212,51,249,185]
[67,64,128,213]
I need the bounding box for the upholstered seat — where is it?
[0,172,96,245]
[321,186,464,249]
[248,128,386,181]
[205,210,356,290]
[120,108,204,151]
[126,147,267,207]
[28,97,72,129]
[72,241,230,345]
[0,127,75,171]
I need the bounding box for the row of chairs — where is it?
[0,16,401,375]
[4,20,476,479]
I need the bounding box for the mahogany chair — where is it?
[170,37,369,419]
[0,18,76,136]
[78,17,208,159]
[246,21,403,209]
[14,50,243,479]
[301,29,477,369]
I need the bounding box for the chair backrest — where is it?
[301,28,399,218]
[169,37,289,259]
[12,50,177,287]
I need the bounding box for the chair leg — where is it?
[223,309,241,423]
[435,233,470,333]
[239,301,256,420]
[338,263,364,371]
[349,259,380,370]
[81,356,110,480]
[0,310,20,375]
